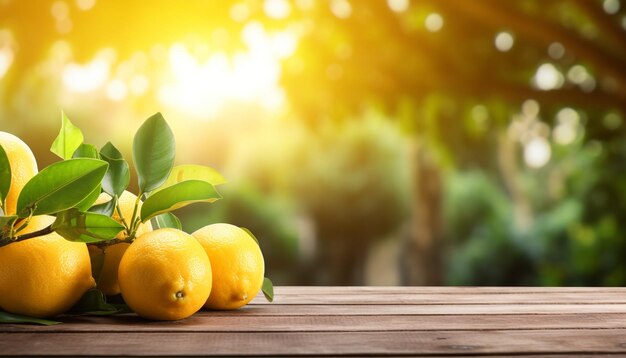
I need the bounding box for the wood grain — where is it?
[2,313,625,333]
[2,329,626,356]
[2,286,626,357]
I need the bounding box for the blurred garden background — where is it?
[1,0,626,286]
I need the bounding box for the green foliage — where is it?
[0,215,17,228]
[141,180,221,222]
[152,212,182,230]
[293,116,411,242]
[89,196,116,216]
[443,171,534,285]
[0,145,10,209]
[52,208,125,243]
[68,289,131,315]
[72,143,99,159]
[100,149,130,197]
[262,277,274,302]
[132,112,175,193]
[16,159,108,217]
[51,111,84,160]
[0,310,60,325]
[75,185,101,212]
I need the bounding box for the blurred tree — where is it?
[277,0,626,285]
[291,116,411,285]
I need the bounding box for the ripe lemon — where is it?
[92,190,152,295]
[0,215,95,318]
[192,223,265,310]
[118,228,212,320]
[0,132,38,215]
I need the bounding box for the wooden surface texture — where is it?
[2,286,626,356]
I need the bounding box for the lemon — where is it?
[118,228,212,320]
[92,190,152,295]
[0,215,95,318]
[0,132,38,215]
[192,223,264,310]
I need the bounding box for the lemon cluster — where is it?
[0,131,266,321]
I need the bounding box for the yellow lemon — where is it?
[192,223,264,310]
[92,190,152,295]
[118,228,212,320]
[0,216,95,318]
[0,132,38,215]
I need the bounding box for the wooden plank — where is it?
[208,303,626,315]
[269,286,626,295]
[2,329,626,356]
[2,313,625,333]
[250,292,626,305]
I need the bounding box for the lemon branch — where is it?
[126,193,143,241]
[114,201,131,237]
[0,223,52,247]
[13,225,53,242]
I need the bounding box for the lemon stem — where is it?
[114,201,131,236]
[127,193,143,241]
[3,224,54,246]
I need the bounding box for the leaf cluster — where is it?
[0,110,274,324]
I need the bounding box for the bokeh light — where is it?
[2,0,626,288]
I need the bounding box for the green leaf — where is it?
[89,196,117,216]
[0,145,11,207]
[100,152,130,197]
[241,227,259,245]
[52,208,124,243]
[73,143,100,159]
[75,184,101,212]
[157,164,227,191]
[0,215,17,228]
[100,141,123,159]
[0,310,60,325]
[152,212,182,230]
[262,277,274,303]
[51,111,84,160]
[140,180,221,222]
[68,289,132,315]
[132,113,175,193]
[16,159,108,217]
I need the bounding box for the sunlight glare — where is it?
[494,32,514,52]
[129,74,149,96]
[425,13,444,32]
[522,99,540,118]
[387,0,409,13]
[230,3,250,22]
[264,0,291,19]
[75,0,96,11]
[0,47,13,79]
[567,65,596,92]
[604,0,620,14]
[63,57,110,93]
[296,0,315,10]
[330,0,352,19]
[553,108,580,145]
[158,24,296,118]
[524,137,551,168]
[0,30,14,80]
[533,63,564,91]
[105,79,127,101]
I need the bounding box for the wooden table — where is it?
[2,286,626,356]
